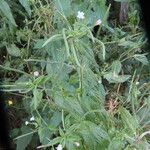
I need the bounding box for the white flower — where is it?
[25,121,29,125]
[74,142,80,147]
[33,71,39,77]
[56,144,62,150]
[95,18,102,26]
[136,82,139,85]
[30,116,35,121]
[77,11,85,19]
[98,80,101,84]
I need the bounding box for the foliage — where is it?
[0,0,150,150]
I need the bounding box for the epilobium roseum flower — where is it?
[30,116,35,121]
[95,18,102,26]
[74,142,80,147]
[25,121,29,125]
[8,100,13,105]
[56,144,62,150]
[33,71,39,77]
[98,80,101,84]
[77,11,85,19]
[136,82,139,85]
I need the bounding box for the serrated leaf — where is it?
[50,112,62,127]
[19,0,31,17]
[34,39,45,49]
[54,0,72,17]
[38,126,52,145]
[118,38,135,48]
[33,75,50,86]
[104,73,130,83]
[16,126,33,150]
[136,106,150,125]
[86,0,108,25]
[108,139,123,150]
[82,67,106,101]
[133,54,149,65]
[0,0,17,26]
[98,83,106,101]
[31,88,43,110]
[42,34,62,47]
[119,107,139,134]
[80,121,109,149]
[80,129,97,149]
[95,1,108,21]
[7,44,21,57]
[88,122,109,141]
[111,60,122,75]
[63,97,84,116]
[37,137,62,149]
[11,128,19,138]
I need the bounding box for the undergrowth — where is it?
[0,0,150,150]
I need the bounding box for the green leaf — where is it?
[104,73,130,83]
[88,122,109,141]
[54,0,72,17]
[104,60,130,83]
[118,38,135,48]
[42,34,62,47]
[50,112,62,127]
[0,0,17,26]
[133,54,149,65]
[87,0,108,25]
[81,66,106,102]
[80,129,97,149]
[37,137,62,149]
[136,106,150,125]
[16,126,33,150]
[33,39,45,49]
[79,121,109,149]
[6,44,21,57]
[119,107,139,134]
[38,126,52,145]
[56,97,84,117]
[19,0,31,17]
[33,75,51,86]
[31,88,43,110]
[111,60,122,75]
[10,128,19,139]
[95,1,108,21]
[108,138,123,150]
